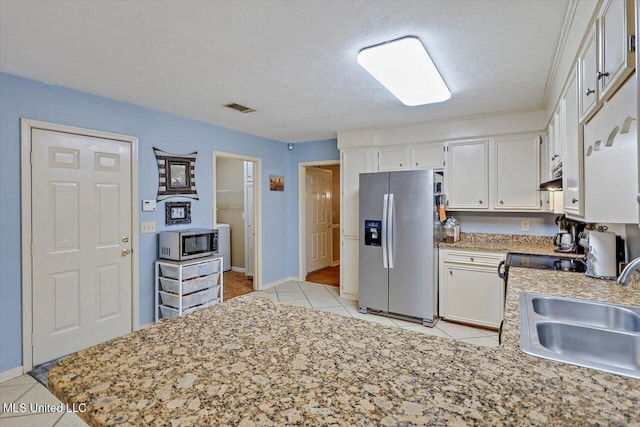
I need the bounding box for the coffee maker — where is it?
[553,215,587,254]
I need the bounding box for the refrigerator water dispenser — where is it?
[364,220,382,246]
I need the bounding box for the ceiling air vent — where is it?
[224,103,256,113]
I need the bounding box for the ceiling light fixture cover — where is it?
[357,36,451,106]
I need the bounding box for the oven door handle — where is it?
[497,260,506,279]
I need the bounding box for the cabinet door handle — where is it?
[479,200,483,204]
[399,163,403,167]
[470,257,475,262]
[415,162,419,167]
[596,71,609,80]
[449,270,453,276]
[499,200,504,205]
[572,198,579,204]
[585,88,595,96]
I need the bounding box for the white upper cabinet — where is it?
[377,146,409,171]
[561,68,584,218]
[583,76,638,223]
[341,148,375,238]
[411,142,444,169]
[377,142,444,171]
[445,140,489,210]
[493,136,541,210]
[598,0,636,101]
[578,23,600,123]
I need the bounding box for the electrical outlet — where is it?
[141,221,156,234]
[521,220,530,232]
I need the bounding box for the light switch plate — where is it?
[142,200,157,212]
[141,221,156,234]
[521,220,530,232]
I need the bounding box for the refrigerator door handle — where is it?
[388,193,395,269]
[382,194,389,268]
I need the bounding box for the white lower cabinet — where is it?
[439,249,505,329]
[340,238,359,300]
[155,256,224,321]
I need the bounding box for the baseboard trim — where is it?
[339,291,358,301]
[0,366,24,383]
[260,276,299,291]
[231,266,246,273]
[330,261,340,267]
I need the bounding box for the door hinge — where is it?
[629,35,636,52]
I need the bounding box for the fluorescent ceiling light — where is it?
[357,36,451,106]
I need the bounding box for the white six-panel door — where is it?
[306,167,332,273]
[31,129,133,365]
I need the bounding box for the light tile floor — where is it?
[255,280,500,346]
[0,281,498,426]
[0,374,87,426]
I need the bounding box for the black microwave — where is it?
[158,228,218,261]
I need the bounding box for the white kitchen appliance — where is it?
[215,223,231,271]
[585,230,617,280]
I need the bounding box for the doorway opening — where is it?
[298,161,341,287]
[213,152,261,299]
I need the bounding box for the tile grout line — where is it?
[0,382,37,410]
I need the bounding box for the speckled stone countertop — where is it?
[439,232,585,257]
[49,268,640,426]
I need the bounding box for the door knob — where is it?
[572,198,579,204]
[122,236,129,243]
[121,248,131,257]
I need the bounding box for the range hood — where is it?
[539,177,562,191]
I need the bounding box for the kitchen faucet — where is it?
[617,257,640,285]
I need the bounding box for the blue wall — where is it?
[0,72,338,372]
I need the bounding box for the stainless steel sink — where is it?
[531,295,640,333]
[520,293,640,379]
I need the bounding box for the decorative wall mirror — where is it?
[154,147,199,201]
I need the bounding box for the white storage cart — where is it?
[155,256,224,321]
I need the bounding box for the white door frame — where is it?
[20,119,140,373]
[212,151,262,290]
[298,160,339,279]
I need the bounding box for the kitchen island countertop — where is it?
[49,265,640,426]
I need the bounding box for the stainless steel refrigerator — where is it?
[358,169,439,327]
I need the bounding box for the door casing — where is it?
[298,160,339,279]
[212,151,262,290]
[20,119,140,372]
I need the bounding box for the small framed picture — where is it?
[165,201,191,225]
[166,158,191,190]
[269,175,284,191]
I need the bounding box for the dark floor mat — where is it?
[29,357,65,387]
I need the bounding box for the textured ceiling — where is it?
[0,0,569,143]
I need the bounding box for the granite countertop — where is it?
[439,232,585,257]
[49,269,640,426]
